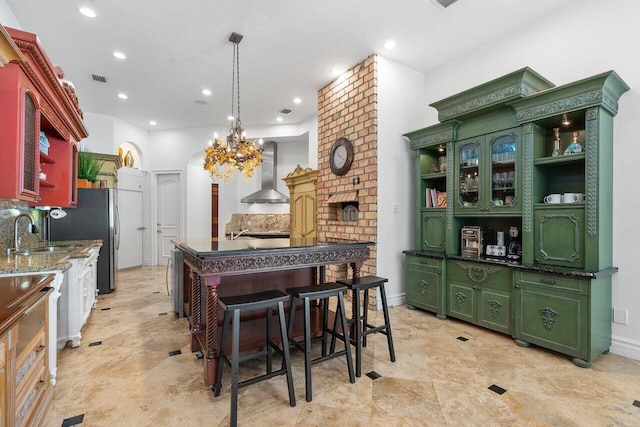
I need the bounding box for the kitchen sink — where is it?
[15,244,83,256]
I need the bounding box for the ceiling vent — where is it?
[90,73,109,84]
[431,0,458,10]
[279,108,292,115]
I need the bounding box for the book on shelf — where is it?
[425,189,447,208]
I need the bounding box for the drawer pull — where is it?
[35,345,45,354]
[36,379,46,390]
[540,279,556,285]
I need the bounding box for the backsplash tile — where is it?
[224,213,289,236]
[0,201,46,253]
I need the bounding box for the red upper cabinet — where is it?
[0,25,88,206]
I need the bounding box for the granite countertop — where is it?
[406,250,618,279]
[172,237,373,258]
[0,239,103,276]
[0,273,53,336]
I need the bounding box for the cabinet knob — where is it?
[515,284,520,289]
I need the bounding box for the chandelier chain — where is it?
[203,32,262,182]
[230,41,241,129]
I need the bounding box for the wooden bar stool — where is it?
[336,276,396,377]
[286,282,355,402]
[213,290,295,427]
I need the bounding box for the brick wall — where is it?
[317,55,378,284]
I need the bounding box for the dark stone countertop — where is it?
[404,250,618,279]
[173,237,373,258]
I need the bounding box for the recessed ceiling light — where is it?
[227,115,234,121]
[330,68,344,76]
[113,51,126,60]
[276,117,283,122]
[293,97,302,104]
[202,89,212,96]
[78,6,97,18]
[149,121,157,126]
[117,93,128,100]
[384,40,397,50]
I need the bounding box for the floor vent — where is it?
[90,73,109,83]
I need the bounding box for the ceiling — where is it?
[5,0,574,132]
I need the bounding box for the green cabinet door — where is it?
[447,282,475,323]
[478,289,512,334]
[454,127,521,216]
[420,210,446,252]
[515,284,588,360]
[405,255,445,317]
[534,207,585,269]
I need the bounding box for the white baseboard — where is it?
[610,335,640,361]
[375,291,406,310]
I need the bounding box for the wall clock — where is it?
[329,137,354,176]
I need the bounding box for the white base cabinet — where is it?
[57,247,99,349]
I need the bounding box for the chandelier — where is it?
[204,32,263,181]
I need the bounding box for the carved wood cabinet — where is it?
[283,165,318,239]
[0,26,87,206]
[404,68,628,367]
[0,274,55,427]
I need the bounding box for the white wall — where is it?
[149,125,308,238]
[377,56,428,307]
[420,0,640,360]
[81,113,115,154]
[300,115,319,168]
[0,1,19,28]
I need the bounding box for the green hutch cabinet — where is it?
[403,68,628,367]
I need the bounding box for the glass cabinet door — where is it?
[458,142,480,209]
[489,133,517,209]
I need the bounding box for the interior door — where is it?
[156,173,181,266]
[117,189,144,269]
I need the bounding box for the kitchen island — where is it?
[172,237,373,386]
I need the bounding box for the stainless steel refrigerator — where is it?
[48,188,118,294]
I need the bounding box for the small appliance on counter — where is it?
[507,226,522,260]
[461,226,483,258]
[486,230,506,258]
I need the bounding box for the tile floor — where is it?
[44,266,640,426]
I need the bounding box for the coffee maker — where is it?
[507,226,522,260]
[461,226,482,258]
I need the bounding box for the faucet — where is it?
[230,229,250,240]
[10,213,38,254]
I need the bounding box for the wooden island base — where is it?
[185,265,327,386]
[174,237,372,387]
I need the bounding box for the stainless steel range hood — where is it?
[241,140,290,204]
